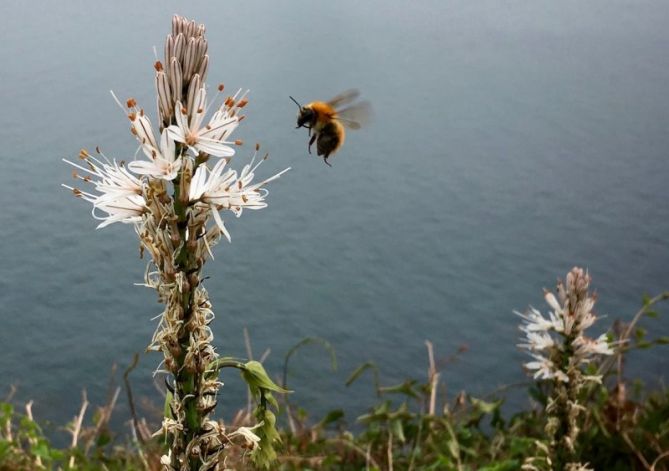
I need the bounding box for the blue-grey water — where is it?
[1,0,668,433]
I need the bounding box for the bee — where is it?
[290,89,371,166]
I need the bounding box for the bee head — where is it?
[290,96,315,129]
[296,107,316,129]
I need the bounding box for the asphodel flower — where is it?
[62,149,146,228]
[516,267,615,469]
[63,14,288,470]
[515,267,613,384]
[167,86,244,158]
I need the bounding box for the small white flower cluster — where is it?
[64,89,287,237]
[517,268,615,468]
[516,267,613,383]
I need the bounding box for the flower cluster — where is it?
[516,267,613,384]
[63,15,287,471]
[64,93,284,234]
[516,267,614,470]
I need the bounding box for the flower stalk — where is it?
[64,15,288,470]
[516,267,614,471]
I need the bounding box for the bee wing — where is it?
[326,89,360,109]
[335,101,372,130]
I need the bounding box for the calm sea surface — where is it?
[1,0,668,431]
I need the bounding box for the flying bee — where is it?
[290,89,371,166]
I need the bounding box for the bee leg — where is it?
[308,134,317,154]
[323,155,332,167]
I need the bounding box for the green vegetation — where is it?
[1,291,668,470]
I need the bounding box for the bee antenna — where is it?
[289,96,302,108]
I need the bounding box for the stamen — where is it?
[234,140,243,146]
[218,83,224,92]
[79,149,90,159]
[126,98,137,108]
[185,132,198,146]
[154,61,164,72]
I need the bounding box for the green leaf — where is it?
[379,380,420,399]
[251,409,281,469]
[316,409,345,429]
[656,336,669,345]
[96,430,112,447]
[444,421,460,460]
[242,361,291,396]
[479,460,522,471]
[390,418,405,443]
[49,449,65,460]
[470,396,502,415]
[345,362,380,394]
[646,310,659,318]
[31,441,50,459]
[164,390,174,419]
[0,441,11,460]
[446,437,460,461]
[0,403,13,418]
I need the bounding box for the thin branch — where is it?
[599,291,669,378]
[124,353,144,444]
[622,431,651,470]
[25,401,43,468]
[425,340,440,416]
[68,391,89,469]
[651,450,669,471]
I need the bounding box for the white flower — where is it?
[127,107,161,156]
[544,291,563,315]
[189,156,289,241]
[167,87,239,157]
[515,307,555,332]
[128,128,182,180]
[525,354,569,382]
[573,333,613,357]
[518,330,555,352]
[228,422,263,451]
[63,150,146,228]
[160,451,172,466]
[581,374,604,384]
[517,268,612,386]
